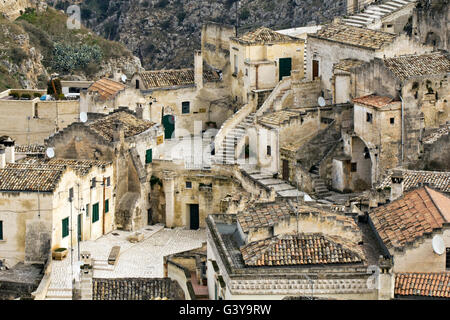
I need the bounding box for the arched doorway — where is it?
[350,136,373,191]
[162,115,175,139]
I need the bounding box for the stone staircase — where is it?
[342,0,417,28]
[45,287,73,300]
[92,259,115,272]
[214,113,256,164]
[312,175,332,198]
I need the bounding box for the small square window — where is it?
[351,162,357,172]
[390,117,395,124]
[267,145,271,156]
[182,101,190,114]
[366,112,373,123]
[186,181,192,189]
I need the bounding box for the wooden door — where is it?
[279,57,292,81]
[282,160,289,181]
[312,60,319,79]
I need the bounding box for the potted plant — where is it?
[52,247,68,260]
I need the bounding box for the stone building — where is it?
[131,52,232,138]
[369,185,450,273]
[0,141,114,268]
[44,109,164,231]
[306,22,433,102]
[206,200,384,300]
[229,27,305,106]
[80,78,149,119]
[0,89,80,145]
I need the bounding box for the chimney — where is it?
[390,170,404,201]
[0,146,5,169]
[194,50,203,91]
[3,137,15,164]
[113,121,125,143]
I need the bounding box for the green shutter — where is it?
[0,221,3,240]
[145,149,153,164]
[62,218,69,238]
[105,199,109,213]
[93,203,99,223]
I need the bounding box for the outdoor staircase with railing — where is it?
[342,0,417,28]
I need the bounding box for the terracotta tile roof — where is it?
[379,169,450,193]
[138,68,220,89]
[92,278,184,300]
[0,167,64,192]
[237,201,358,234]
[14,144,46,154]
[369,187,450,250]
[384,51,450,82]
[311,23,396,50]
[232,27,301,45]
[333,59,365,72]
[87,111,155,141]
[87,78,126,101]
[13,158,111,176]
[353,95,397,108]
[240,233,364,267]
[395,273,450,298]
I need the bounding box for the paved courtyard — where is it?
[45,225,206,299]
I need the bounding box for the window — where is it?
[62,217,69,238]
[390,117,395,124]
[34,105,38,118]
[106,177,111,187]
[446,248,450,270]
[91,178,96,188]
[86,204,89,217]
[182,101,190,114]
[105,199,109,213]
[267,145,271,156]
[234,54,238,75]
[366,112,373,123]
[69,187,74,201]
[145,149,153,164]
[186,181,192,189]
[245,68,248,76]
[136,79,140,89]
[0,221,3,240]
[92,203,99,223]
[351,162,357,172]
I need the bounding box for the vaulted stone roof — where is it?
[240,233,364,267]
[88,78,126,101]
[92,278,184,300]
[310,23,396,50]
[138,68,220,89]
[232,26,302,45]
[369,187,450,250]
[384,51,450,82]
[395,273,450,298]
[378,169,450,193]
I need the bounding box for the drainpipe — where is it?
[399,94,404,165]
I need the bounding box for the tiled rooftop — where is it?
[395,273,450,299]
[240,233,364,267]
[384,51,450,82]
[92,278,184,300]
[88,78,126,101]
[88,111,155,141]
[13,158,111,176]
[333,58,365,72]
[236,201,358,234]
[138,68,220,89]
[14,144,46,154]
[369,187,450,250]
[311,23,396,50]
[0,167,64,192]
[232,27,302,45]
[378,169,450,193]
[423,123,450,145]
[353,95,398,109]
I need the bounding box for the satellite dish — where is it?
[80,112,88,123]
[46,147,55,159]
[121,74,127,83]
[432,235,445,255]
[318,96,326,107]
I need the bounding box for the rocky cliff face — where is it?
[48,0,347,70]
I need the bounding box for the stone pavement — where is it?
[45,224,206,299]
